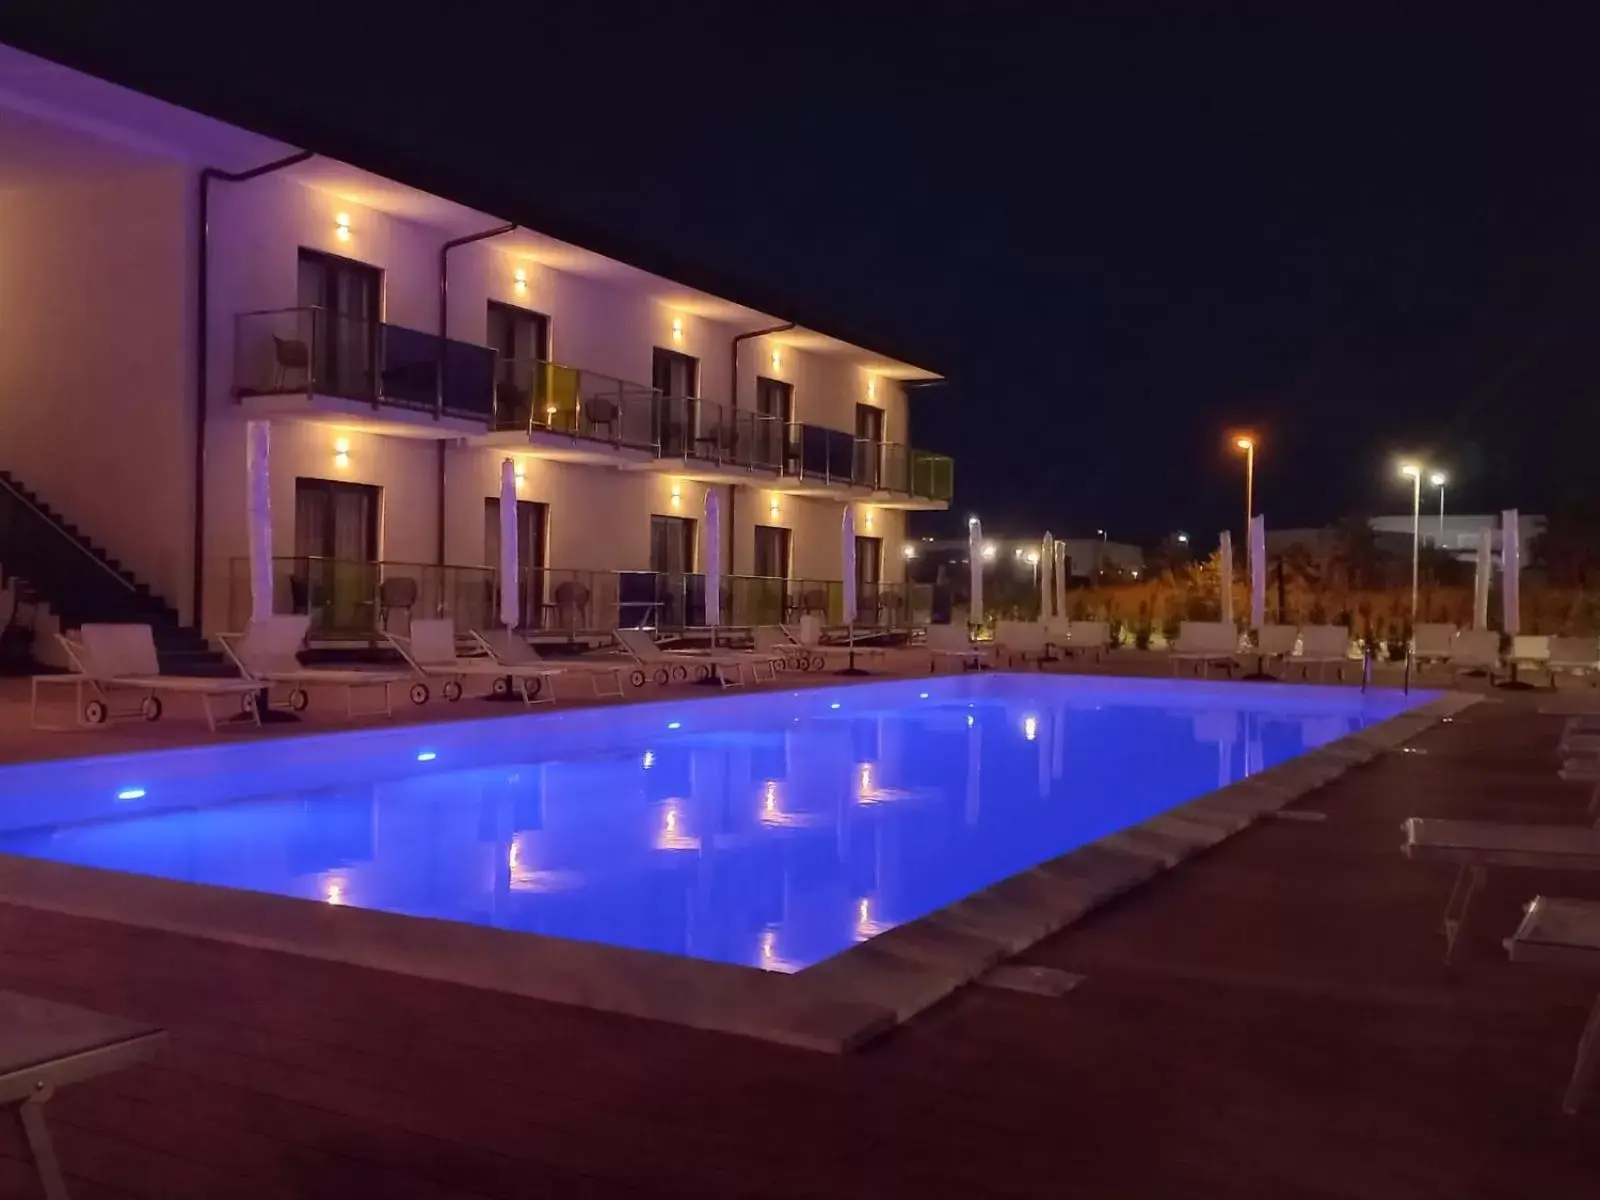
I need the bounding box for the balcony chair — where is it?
[377,576,418,633]
[582,396,620,440]
[271,334,310,391]
[552,580,592,631]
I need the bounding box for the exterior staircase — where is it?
[0,468,233,675]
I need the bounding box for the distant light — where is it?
[830,702,841,710]
[1177,533,1189,543]
[902,543,917,560]
[667,721,682,730]
[642,750,655,769]
[1025,550,1040,564]
[1429,471,1447,487]
[416,751,437,762]
[1022,715,1038,741]
[1399,462,1421,479]
[966,714,975,727]
[1234,436,1254,451]
[981,543,997,561]
[919,692,930,699]
[116,788,146,801]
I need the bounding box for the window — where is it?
[297,248,381,398]
[650,514,696,575]
[486,301,550,364]
[754,525,791,579]
[484,498,549,629]
[652,347,700,457]
[650,513,699,627]
[488,302,553,428]
[292,477,380,636]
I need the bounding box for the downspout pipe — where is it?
[435,222,515,565]
[729,322,795,576]
[193,149,314,630]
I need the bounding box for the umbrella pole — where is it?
[835,620,871,677]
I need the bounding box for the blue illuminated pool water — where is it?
[0,676,1428,971]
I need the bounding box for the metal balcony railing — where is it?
[492,359,659,451]
[233,307,496,420]
[656,397,783,473]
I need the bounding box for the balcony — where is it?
[774,427,954,508]
[477,359,661,465]
[232,307,494,438]
[636,396,785,483]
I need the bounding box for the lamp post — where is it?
[1400,463,1423,627]
[1430,471,1447,547]
[1096,528,1107,580]
[1233,435,1256,569]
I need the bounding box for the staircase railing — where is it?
[0,472,138,594]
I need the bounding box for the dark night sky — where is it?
[8,2,1600,543]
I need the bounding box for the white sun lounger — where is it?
[219,614,409,719]
[1065,620,1111,660]
[1412,623,1457,668]
[926,622,990,671]
[1547,637,1600,688]
[1169,621,1241,678]
[1444,629,1502,680]
[33,624,261,732]
[1253,623,1300,675]
[1296,624,1352,680]
[772,623,886,670]
[993,620,1049,667]
[471,629,629,699]
[614,627,773,687]
[1401,817,1600,961]
[1504,895,1600,1114]
[387,618,559,705]
[1,990,167,1200]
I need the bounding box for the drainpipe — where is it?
[435,223,516,565]
[729,322,795,576]
[193,149,314,630]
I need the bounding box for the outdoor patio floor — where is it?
[1,664,1598,1197]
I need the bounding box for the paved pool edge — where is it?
[0,689,1473,1053]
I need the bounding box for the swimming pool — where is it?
[0,675,1430,975]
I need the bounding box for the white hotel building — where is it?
[0,44,950,664]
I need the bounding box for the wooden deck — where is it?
[2,694,1599,1196]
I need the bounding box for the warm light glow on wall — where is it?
[863,509,875,530]
[769,497,780,519]
[334,212,352,242]
[671,317,683,343]
[514,459,527,487]
[512,267,528,295]
[333,437,350,468]
[866,378,876,400]
[770,349,781,371]
[669,483,682,509]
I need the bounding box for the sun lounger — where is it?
[1253,623,1299,675]
[1169,621,1241,678]
[926,622,990,671]
[1,990,166,1200]
[614,627,773,687]
[471,629,630,698]
[1410,622,1457,668]
[1548,637,1600,688]
[1504,895,1600,1114]
[993,620,1049,667]
[1444,629,1502,680]
[219,614,409,719]
[387,618,559,705]
[1065,620,1110,660]
[1295,624,1352,680]
[1401,817,1600,961]
[33,623,261,732]
[774,622,887,670]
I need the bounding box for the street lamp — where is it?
[1399,462,1422,628]
[1429,471,1447,547]
[1176,532,1189,544]
[1233,435,1256,567]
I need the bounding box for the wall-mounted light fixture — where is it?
[334,436,350,467]
[864,509,875,530]
[671,317,684,344]
[514,460,526,486]
[902,543,917,560]
[670,483,682,509]
[770,349,781,371]
[512,267,528,296]
[334,212,352,242]
[769,497,780,519]
[866,378,877,400]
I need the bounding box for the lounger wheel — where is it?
[694,663,711,681]
[490,676,511,697]
[629,669,647,689]
[525,676,544,700]
[653,667,671,686]
[241,693,257,714]
[443,680,464,702]
[139,695,163,722]
[670,664,688,682]
[83,699,108,725]
[288,688,310,712]
[409,683,430,705]
[810,654,827,672]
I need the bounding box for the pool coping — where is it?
[0,687,1478,1053]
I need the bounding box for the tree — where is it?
[1328,515,1386,591]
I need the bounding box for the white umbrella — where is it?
[246,419,273,621]
[704,489,722,628]
[1473,526,1492,630]
[1501,508,1520,636]
[1038,534,1054,617]
[842,506,858,626]
[968,517,984,625]
[498,458,518,630]
[1218,530,1234,625]
[1249,515,1266,629]
[1054,540,1068,621]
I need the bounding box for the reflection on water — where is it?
[0,679,1411,972]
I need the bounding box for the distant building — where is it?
[1368,513,1544,559]
[907,535,1144,588]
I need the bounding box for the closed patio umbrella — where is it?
[1249,515,1266,629]
[1054,540,1068,621]
[1473,526,1492,630]
[499,458,518,630]
[704,489,722,630]
[968,517,984,626]
[1502,509,1520,636]
[1040,531,1055,620]
[246,419,273,621]
[1218,530,1234,625]
[842,506,857,627]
